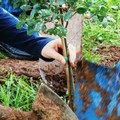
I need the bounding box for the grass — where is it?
[0,52,9,59]
[0,72,38,111]
[82,0,120,62]
[82,16,120,63]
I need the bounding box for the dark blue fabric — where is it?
[0,0,22,17]
[0,1,54,60]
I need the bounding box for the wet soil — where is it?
[0,59,67,95]
[0,92,62,120]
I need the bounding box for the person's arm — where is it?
[0,7,76,66]
[0,7,54,60]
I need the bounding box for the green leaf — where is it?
[86,2,92,7]
[30,0,37,3]
[64,11,73,21]
[20,5,31,11]
[41,25,47,32]
[27,26,34,36]
[33,3,40,9]
[30,9,36,19]
[53,14,58,19]
[56,0,65,5]
[57,26,67,37]
[16,20,25,29]
[50,0,54,5]
[53,13,63,20]
[99,5,107,17]
[13,0,20,9]
[19,12,27,20]
[38,9,52,18]
[76,7,88,14]
[102,18,108,28]
[48,28,55,35]
[34,22,41,32]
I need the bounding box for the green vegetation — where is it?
[0,52,9,59]
[82,0,120,62]
[0,0,120,112]
[0,72,38,111]
[9,0,92,36]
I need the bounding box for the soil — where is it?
[0,59,67,95]
[0,45,119,94]
[98,45,120,67]
[0,45,120,119]
[0,92,62,120]
[0,59,40,79]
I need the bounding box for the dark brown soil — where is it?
[0,59,67,95]
[0,92,62,120]
[0,59,40,79]
[96,108,104,117]
[98,45,120,67]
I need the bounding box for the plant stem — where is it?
[59,6,75,110]
[61,37,75,111]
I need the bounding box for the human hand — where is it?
[41,39,76,67]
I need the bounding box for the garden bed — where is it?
[0,45,119,93]
[0,45,119,119]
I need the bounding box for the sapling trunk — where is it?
[61,37,75,111]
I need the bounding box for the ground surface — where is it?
[0,45,120,119]
[0,45,120,94]
[0,92,62,120]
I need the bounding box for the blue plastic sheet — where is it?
[74,61,120,120]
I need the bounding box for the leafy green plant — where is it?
[0,72,38,111]
[9,0,92,36]
[82,0,120,62]
[88,0,120,28]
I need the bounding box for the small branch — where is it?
[59,6,64,26]
[65,21,69,28]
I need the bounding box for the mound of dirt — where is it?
[0,59,40,79]
[98,45,120,67]
[0,59,67,95]
[0,92,62,120]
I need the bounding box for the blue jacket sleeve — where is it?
[0,7,54,60]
